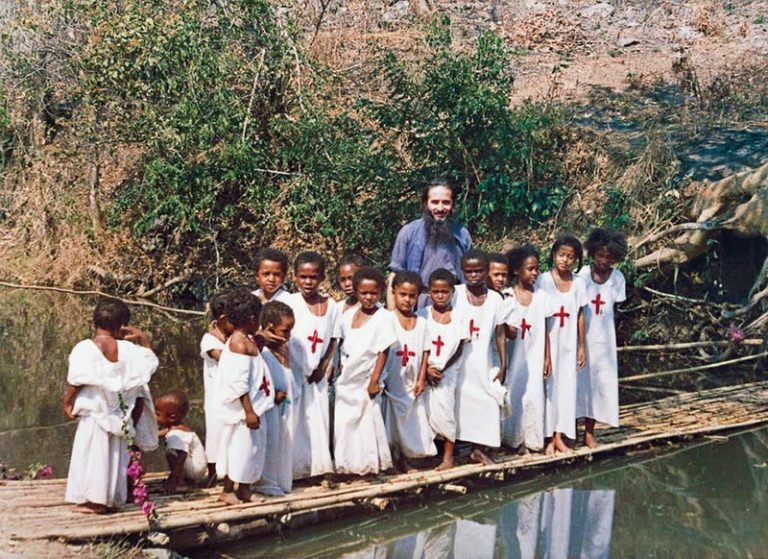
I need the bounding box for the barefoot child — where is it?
[287,252,339,479]
[384,272,437,469]
[216,287,274,504]
[487,252,509,295]
[576,228,627,448]
[422,269,467,470]
[335,267,396,475]
[64,298,159,513]
[253,248,291,303]
[452,249,509,464]
[502,245,552,453]
[537,234,587,455]
[156,390,207,493]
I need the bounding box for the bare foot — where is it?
[544,441,556,456]
[218,491,242,505]
[584,432,599,449]
[435,458,455,471]
[517,445,530,456]
[76,502,107,514]
[554,437,573,454]
[470,448,494,465]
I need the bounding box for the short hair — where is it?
[260,300,294,329]
[421,176,458,205]
[428,268,456,287]
[352,266,386,291]
[585,228,628,261]
[461,248,490,269]
[548,234,584,270]
[294,251,326,278]
[208,290,229,321]
[93,297,131,331]
[157,390,189,418]
[392,270,421,290]
[337,252,365,271]
[488,252,508,267]
[225,286,262,328]
[254,248,289,274]
[506,244,541,274]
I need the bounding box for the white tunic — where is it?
[537,272,588,439]
[421,306,467,442]
[540,488,574,559]
[499,491,544,559]
[383,315,437,459]
[502,288,549,451]
[215,342,274,484]
[200,332,225,463]
[65,340,159,508]
[335,307,396,474]
[569,489,616,559]
[253,287,292,304]
[452,285,508,447]
[576,267,626,427]
[259,349,295,494]
[164,428,208,482]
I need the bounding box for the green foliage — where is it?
[0,93,10,166]
[599,187,631,230]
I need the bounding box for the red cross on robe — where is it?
[520,318,532,340]
[553,306,570,328]
[591,293,606,315]
[396,344,416,367]
[307,329,324,354]
[432,335,445,357]
[260,374,271,396]
[469,319,480,339]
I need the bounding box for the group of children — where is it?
[63,228,627,512]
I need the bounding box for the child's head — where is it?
[155,390,189,429]
[421,177,457,223]
[548,234,583,274]
[585,228,627,272]
[428,268,456,309]
[93,297,131,334]
[352,266,386,311]
[225,287,262,333]
[260,301,295,349]
[461,249,490,288]
[254,248,289,299]
[487,252,509,292]
[337,253,364,298]
[392,271,421,315]
[209,290,235,337]
[294,251,326,299]
[507,244,541,290]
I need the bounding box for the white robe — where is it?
[287,293,338,478]
[215,342,274,484]
[452,285,509,447]
[503,288,549,451]
[568,489,616,559]
[500,492,544,559]
[335,307,396,474]
[540,488,574,559]
[537,272,588,439]
[164,428,208,482]
[453,519,498,559]
[576,267,626,427]
[384,315,437,459]
[253,287,292,304]
[259,349,295,494]
[65,339,159,508]
[200,332,225,463]
[422,306,467,442]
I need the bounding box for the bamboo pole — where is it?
[617,339,763,352]
[619,352,768,382]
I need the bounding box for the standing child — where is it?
[537,234,587,455]
[216,287,274,504]
[63,298,159,513]
[156,390,208,493]
[452,249,509,464]
[253,248,292,304]
[502,245,552,453]
[200,291,234,480]
[487,252,509,295]
[257,301,296,495]
[287,252,339,479]
[335,266,396,475]
[336,253,364,314]
[576,228,627,448]
[384,271,437,470]
[422,269,467,470]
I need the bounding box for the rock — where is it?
[524,0,547,13]
[580,3,615,19]
[410,0,432,17]
[679,25,704,41]
[380,0,410,26]
[618,36,640,47]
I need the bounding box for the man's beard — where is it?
[423,210,454,245]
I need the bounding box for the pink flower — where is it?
[35,465,53,479]
[727,324,745,343]
[133,483,148,503]
[141,501,156,519]
[127,461,143,481]
[132,451,142,462]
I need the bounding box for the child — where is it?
[336,253,364,313]
[216,287,274,504]
[287,251,338,478]
[335,266,396,475]
[502,245,552,453]
[537,234,587,455]
[200,291,234,480]
[452,249,509,464]
[487,252,509,294]
[384,271,436,469]
[257,301,295,495]
[156,390,207,493]
[422,268,467,470]
[576,228,627,448]
[253,247,291,303]
[63,298,159,513]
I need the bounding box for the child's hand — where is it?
[493,371,505,384]
[121,326,150,347]
[577,346,586,369]
[209,322,227,342]
[367,380,381,399]
[543,356,552,379]
[275,390,287,405]
[427,367,443,384]
[307,368,324,384]
[413,380,426,397]
[63,401,76,420]
[245,411,261,430]
[260,326,289,347]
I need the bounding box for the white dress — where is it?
[253,287,292,304]
[452,285,509,447]
[502,288,549,451]
[215,342,274,484]
[200,332,225,463]
[499,491,544,559]
[383,315,437,459]
[576,267,626,427]
[540,488,574,559]
[422,306,467,442]
[65,340,159,508]
[287,293,338,478]
[335,307,396,474]
[164,428,208,482]
[259,349,295,494]
[537,272,588,439]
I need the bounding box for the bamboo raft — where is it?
[2,380,768,551]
